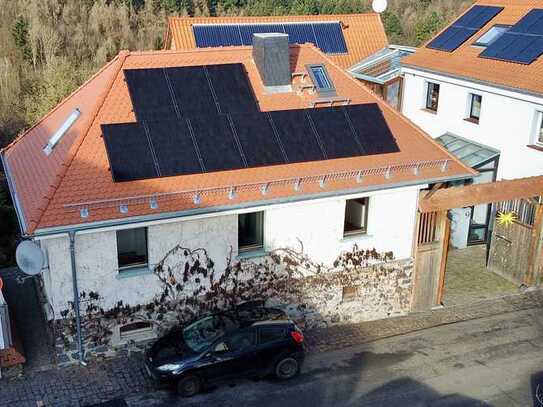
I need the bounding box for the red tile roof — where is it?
[1,45,475,235]
[165,14,389,69]
[402,0,543,97]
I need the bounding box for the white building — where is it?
[400,0,543,246]
[2,36,472,362]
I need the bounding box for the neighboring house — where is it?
[1,37,473,362]
[400,0,543,247]
[164,14,413,108]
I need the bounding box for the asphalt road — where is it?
[128,308,543,407]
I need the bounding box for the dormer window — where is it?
[43,108,81,156]
[307,64,336,96]
[473,25,511,47]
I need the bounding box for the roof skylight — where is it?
[473,25,511,47]
[43,108,81,156]
[307,64,336,96]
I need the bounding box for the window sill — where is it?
[464,117,480,125]
[421,108,438,115]
[527,144,543,152]
[236,248,267,260]
[341,233,372,243]
[116,266,153,280]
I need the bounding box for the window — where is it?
[119,321,153,340]
[238,212,264,252]
[344,198,369,237]
[307,64,336,95]
[536,112,543,146]
[259,327,286,344]
[473,25,510,47]
[116,228,148,270]
[468,94,483,122]
[425,82,440,112]
[43,109,81,156]
[223,330,256,352]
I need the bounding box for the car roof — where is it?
[251,320,294,327]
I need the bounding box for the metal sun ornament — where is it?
[496,211,517,227]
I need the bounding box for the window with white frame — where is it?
[536,111,543,146]
[116,227,148,271]
[119,321,153,341]
[468,93,483,123]
[425,82,440,112]
[238,212,264,253]
[473,25,511,47]
[344,198,369,237]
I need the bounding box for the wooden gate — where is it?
[488,199,543,286]
[411,210,450,311]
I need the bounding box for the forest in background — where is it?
[0,0,472,265]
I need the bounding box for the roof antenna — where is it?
[372,0,388,13]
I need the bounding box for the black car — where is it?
[145,304,305,397]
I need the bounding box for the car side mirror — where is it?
[214,342,229,353]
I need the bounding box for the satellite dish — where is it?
[16,240,45,276]
[372,0,388,13]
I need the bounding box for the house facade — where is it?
[400,0,543,246]
[2,36,473,364]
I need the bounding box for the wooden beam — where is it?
[526,204,543,286]
[419,176,543,213]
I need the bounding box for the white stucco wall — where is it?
[39,186,421,319]
[401,67,543,180]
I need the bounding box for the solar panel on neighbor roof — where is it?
[101,105,399,182]
[124,64,259,121]
[193,22,348,54]
[480,9,543,64]
[426,5,503,52]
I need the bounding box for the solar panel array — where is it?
[426,5,503,52]
[102,104,399,182]
[193,22,348,54]
[124,64,259,121]
[480,9,543,64]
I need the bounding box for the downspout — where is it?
[69,231,86,365]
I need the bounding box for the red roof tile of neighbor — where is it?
[1,44,475,235]
[402,0,543,97]
[165,14,389,69]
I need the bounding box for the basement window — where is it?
[344,198,369,237]
[117,227,148,271]
[238,212,264,253]
[119,321,153,341]
[307,64,336,96]
[342,286,358,301]
[43,108,81,156]
[473,25,510,47]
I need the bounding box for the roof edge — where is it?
[29,51,130,233]
[30,172,474,238]
[1,151,27,234]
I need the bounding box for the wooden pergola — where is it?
[411,176,543,312]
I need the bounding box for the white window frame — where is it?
[466,92,483,123]
[423,81,440,112]
[343,197,370,237]
[534,111,543,147]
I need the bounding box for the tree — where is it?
[381,11,403,37]
[12,17,32,63]
[415,11,442,45]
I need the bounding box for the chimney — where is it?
[252,33,292,93]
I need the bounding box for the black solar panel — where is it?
[345,104,399,155]
[124,69,178,121]
[427,5,503,52]
[188,115,245,172]
[145,120,203,176]
[269,109,325,163]
[102,105,400,182]
[166,66,218,117]
[205,64,259,114]
[102,123,159,182]
[480,9,543,64]
[307,108,364,159]
[124,64,258,121]
[230,112,286,167]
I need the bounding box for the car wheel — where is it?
[176,375,201,397]
[275,357,299,380]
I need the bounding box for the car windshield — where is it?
[182,314,237,353]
